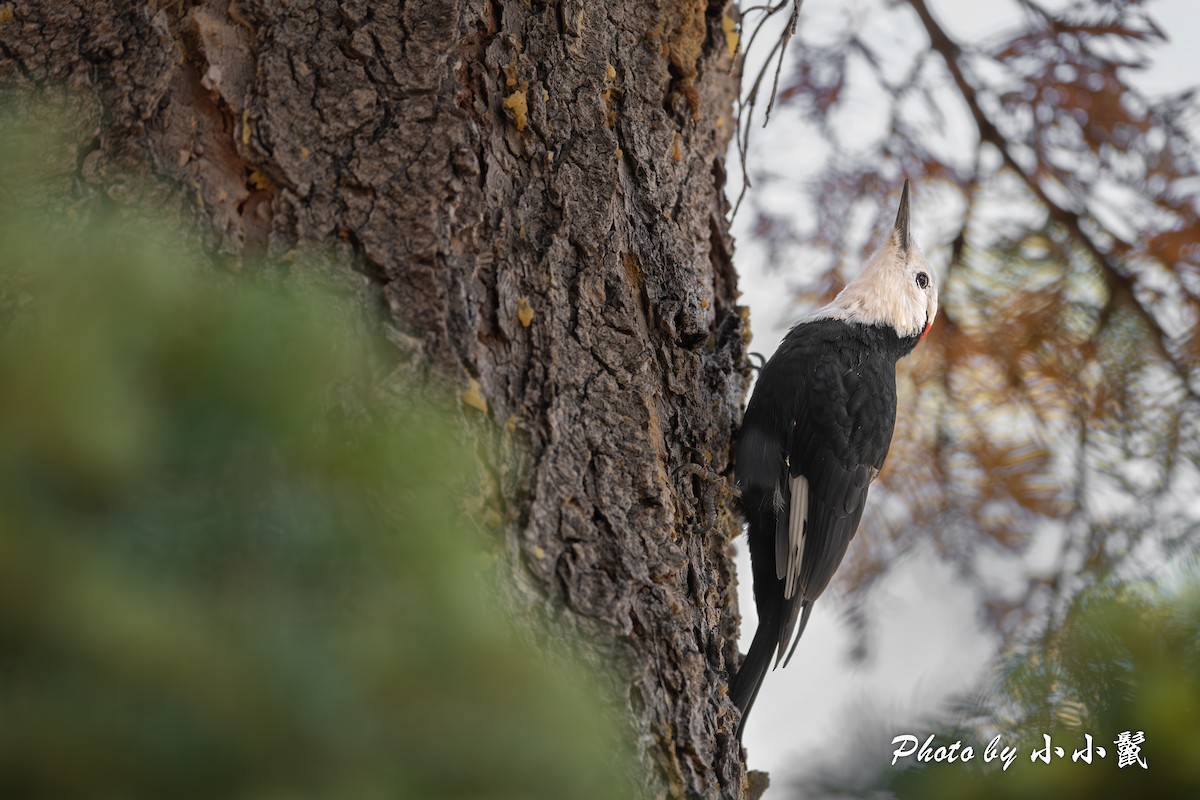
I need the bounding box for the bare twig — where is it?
[762,0,801,125]
[732,1,805,220]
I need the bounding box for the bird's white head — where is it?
[808,180,938,341]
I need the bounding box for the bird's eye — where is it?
[915,272,929,290]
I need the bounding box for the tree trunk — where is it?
[2,1,749,796]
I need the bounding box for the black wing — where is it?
[790,342,894,599]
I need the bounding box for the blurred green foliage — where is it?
[0,112,631,799]
[881,579,1200,800]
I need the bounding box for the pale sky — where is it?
[728,0,1200,794]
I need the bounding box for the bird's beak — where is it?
[894,179,910,254]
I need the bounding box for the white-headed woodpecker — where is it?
[730,180,938,739]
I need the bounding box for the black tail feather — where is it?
[731,600,816,741]
[730,603,780,742]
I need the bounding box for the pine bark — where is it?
[1,1,750,795]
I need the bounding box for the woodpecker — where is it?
[730,180,938,739]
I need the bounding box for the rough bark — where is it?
[1,1,749,796]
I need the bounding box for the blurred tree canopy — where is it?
[739,0,1200,638]
[731,0,1200,794]
[0,112,633,799]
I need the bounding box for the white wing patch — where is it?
[784,474,809,599]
